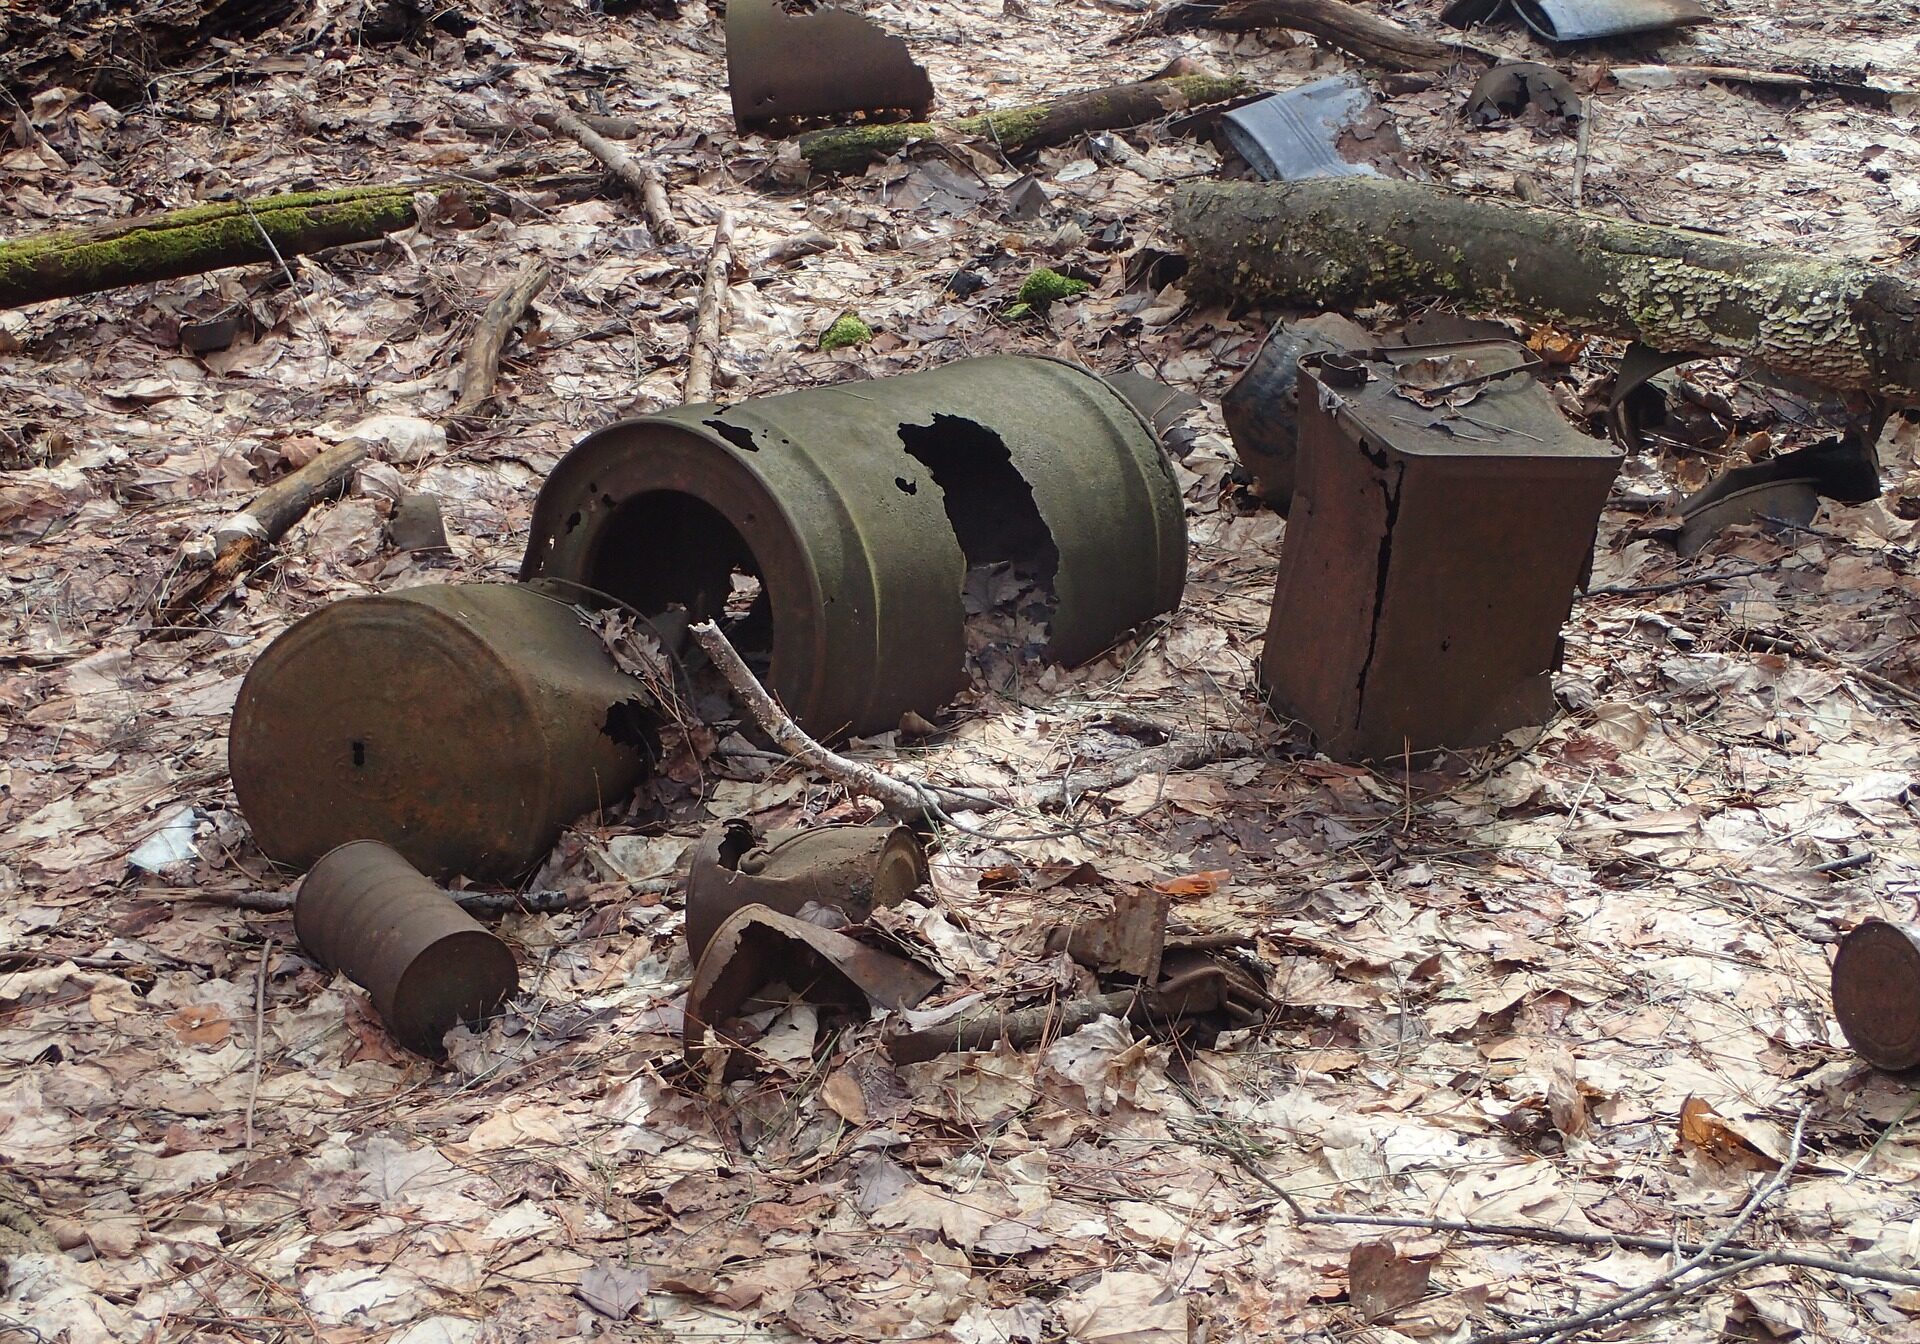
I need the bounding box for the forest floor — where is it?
[4,0,1920,1340]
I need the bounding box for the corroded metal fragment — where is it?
[727,0,933,133]
[1833,919,1920,1071]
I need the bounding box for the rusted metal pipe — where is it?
[294,840,520,1057]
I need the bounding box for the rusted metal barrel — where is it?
[520,356,1187,739]
[1832,918,1920,1071]
[295,840,520,1056]
[685,819,928,961]
[231,582,653,882]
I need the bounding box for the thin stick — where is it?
[450,257,550,424]
[137,883,668,914]
[1582,562,1777,598]
[1467,1108,1810,1344]
[1570,99,1593,210]
[1031,731,1257,811]
[683,213,735,404]
[541,106,678,241]
[244,938,275,1150]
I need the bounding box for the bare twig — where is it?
[684,212,735,404]
[136,884,666,914]
[541,106,678,241]
[1582,562,1779,598]
[1031,731,1257,811]
[450,257,550,425]
[244,937,275,1150]
[1570,99,1593,210]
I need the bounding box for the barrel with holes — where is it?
[295,840,520,1056]
[231,583,654,881]
[520,355,1188,739]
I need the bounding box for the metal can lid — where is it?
[1833,918,1920,1071]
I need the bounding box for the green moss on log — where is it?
[819,312,874,351]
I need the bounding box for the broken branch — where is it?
[541,106,679,242]
[450,257,551,425]
[683,213,735,404]
[796,72,1252,175]
[884,991,1139,1064]
[1171,177,1920,402]
[1127,0,1493,70]
[1034,731,1258,811]
[0,185,487,311]
[139,883,667,915]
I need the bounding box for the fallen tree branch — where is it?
[450,257,551,425]
[530,110,641,140]
[0,185,487,311]
[683,213,735,404]
[885,990,1138,1063]
[1033,732,1257,811]
[1622,62,1909,110]
[541,106,679,242]
[796,72,1251,175]
[1170,177,1920,402]
[137,883,669,915]
[1125,0,1493,69]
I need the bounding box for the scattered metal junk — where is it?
[1464,63,1581,127]
[685,818,928,961]
[387,492,451,554]
[521,355,1188,740]
[726,0,933,133]
[1222,313,1371,510]
[1219,76,1404,182]
[231,582,656,882]
[1261,340,1623,760]
[1442,0,1709,41]
[295,840,520,1056]
[1831,919,1920,1072]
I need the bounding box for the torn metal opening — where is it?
[898,413,1061,674]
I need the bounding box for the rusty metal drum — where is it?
[230,582,653,882]
[295,840,519,1056]
[1832,918,1920,1072]
[520,356,1187,740]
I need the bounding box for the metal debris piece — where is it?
[1103,371,1203,441]
[231,582,655,882]
[684,904,940,1072]
[1675,480,1821,556]
[1044,887,1171,983]
[1262,341,1623,760]
[295,840,519,1056]
[726,0,933,133]
[1671,434,1881,555]
[1219,76,1398,181]
[1832,919,1920,1071]
[1466,62,1580,126]
[387,492,450,553]
[686,819,928,962]
[522,356,1187,740]
[1222,313,1371,509]
[1443,0,1708,39]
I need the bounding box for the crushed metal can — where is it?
[686,818,928,962]
[1832,918,1920,1072]
[1261,340,1622,760]
[231,582,655,882]
[521,355,1187,739]
[294,840,520,1057]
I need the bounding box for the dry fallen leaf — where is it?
[1153,869,1230,896]
[1349,1240,1434,1324]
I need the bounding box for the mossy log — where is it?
[796,72,1252,175]
[1171,177,1920,402]
[0,184,487,311]
[1132,0,1491,71]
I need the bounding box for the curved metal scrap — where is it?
[727,0,933,133]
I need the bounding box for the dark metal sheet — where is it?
[1465,62,1580,126]
[1832,919,1920,1071]
[1219,77,1381,182]
[1513,0,1709,40]
[1261,341,1623,760]
[295,840,519,1057]
[727,0,933,133]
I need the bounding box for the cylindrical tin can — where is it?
[520,356,1187,739]
[231,582,652,881]
[294,840,519,1056]
[685,820,928,961]
[1832,918,1920,1071]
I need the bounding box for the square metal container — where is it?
[1261,342,1622,760]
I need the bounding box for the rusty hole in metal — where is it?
[565,510,582,533]
[585,490,773,675]
[898,414,1059,671]
[895,476,916,494]
[602,697,661,752]
[351,740,366,767]
[704,419,759,453]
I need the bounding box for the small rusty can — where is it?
[231,582,653,882]
[685,819,928,961]
[520,356,1187,740]
[1832,918,1920,1071]
[295,840,519,1057]
[1261,341,1621,759]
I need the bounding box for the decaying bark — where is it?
[0,184,486,311]
[1128,0,1491,71]
[796,72,1252,175]
[450,258,550,424]
[1171,177,1920,403]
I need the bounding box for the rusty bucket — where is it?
[295,840,520,1056]
[1832,918,1920,1071]
[231,582,654,882]
[685,819,928,961]
[520,356,1188,740]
